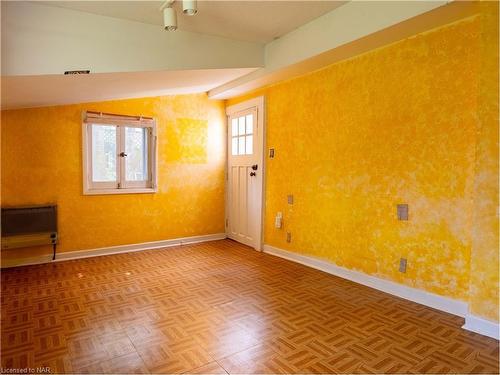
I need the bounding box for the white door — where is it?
[226,97,265,250]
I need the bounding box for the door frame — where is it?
[225,96,266,251]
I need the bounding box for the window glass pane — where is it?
[238,117,245,136]
[246,114,253,134]
[231,119,238,137]
[92,124,116,182]
[238,136,245,155]
[125,127,148,181]
[232,137,238,156]
[245,135,253,155]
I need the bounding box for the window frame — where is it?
[230,109,256,157]
[82,111,158,195]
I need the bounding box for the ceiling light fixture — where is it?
[182,0,197,16]
[160,0,198,32]
[160,0,177,31]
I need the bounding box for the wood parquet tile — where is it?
[1,239,499,374]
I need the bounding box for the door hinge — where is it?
[225,218,228,227]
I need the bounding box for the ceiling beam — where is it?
[208,1,477,100]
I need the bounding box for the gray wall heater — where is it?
[1,205,58,260]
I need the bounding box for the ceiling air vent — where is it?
[64,70,90,75]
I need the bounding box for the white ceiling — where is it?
[1,68,257,109]
[38,1,346,43]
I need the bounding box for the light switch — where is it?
[397,204,409,221]
[399,258,407,273]
[275,212,283,229]
[287,195,294,205]
[269,148,275,158]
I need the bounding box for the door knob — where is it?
[250,172,256,177]
[251,164,258,170]
[119,152,128,157]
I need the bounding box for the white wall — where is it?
[1,1,264,76]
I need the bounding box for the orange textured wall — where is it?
[469,1,499,322]
[228,10,498,322]
[1,94,226,263]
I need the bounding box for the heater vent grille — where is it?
[1,205,58,259]
[64,70,90,75]
[2,205,57,236]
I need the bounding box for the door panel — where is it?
[238,166,248,239]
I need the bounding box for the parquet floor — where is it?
[1,239,499,374]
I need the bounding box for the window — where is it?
[83,111,157,195]
[231,113,253,156]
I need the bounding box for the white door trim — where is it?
[226,96,266,251]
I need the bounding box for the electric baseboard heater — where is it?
[1,205,58,260]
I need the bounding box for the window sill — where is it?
[83,188,157,196]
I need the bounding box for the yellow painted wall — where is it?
[228,10,498,321]
[1,94,226,262]
[469,2,499,322]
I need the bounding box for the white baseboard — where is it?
[263,244,469,318]
[1,233,227,268]
[462,314,500,340]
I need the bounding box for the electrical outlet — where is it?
[286,232,291,243]
[397,204,409,220]
[399,258,407,273]
[287,194,294,205]
[275,212,283,229]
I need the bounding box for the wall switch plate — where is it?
[275,212,283,229]
[397,204,409,220]
[269,148,275,158]
[287,194,294,205]
[286,232,291,243]
[399,258,407,273]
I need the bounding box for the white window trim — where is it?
[82,111,158,195]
